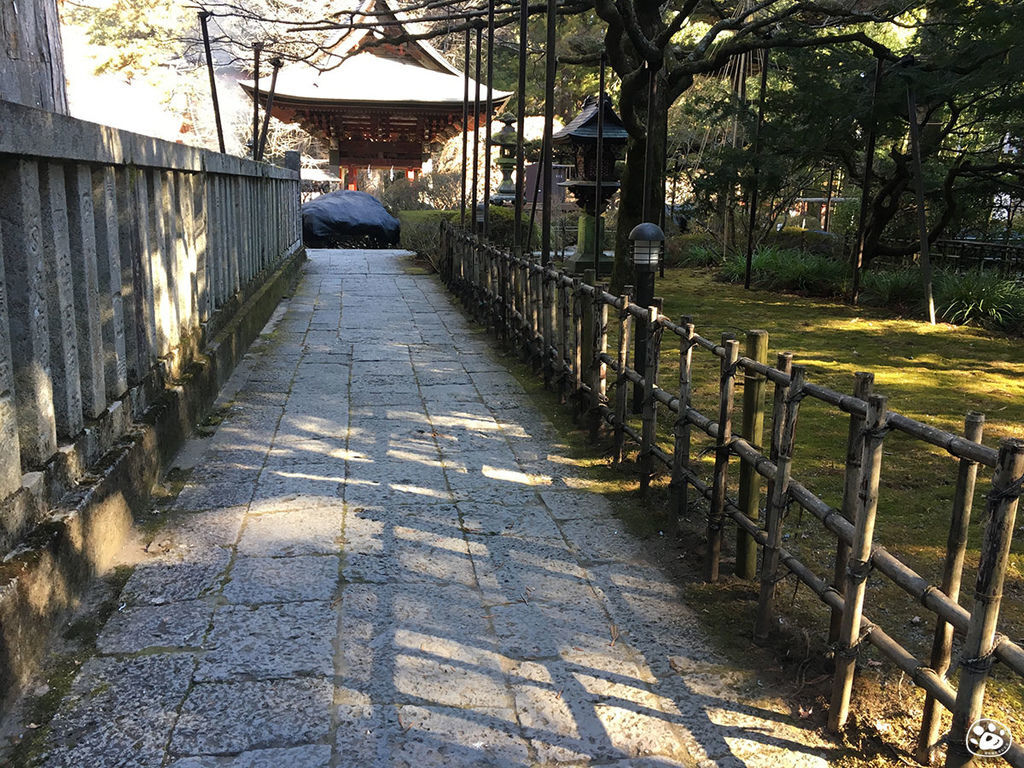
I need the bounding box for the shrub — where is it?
[664,234,719,268]
[770,226,844,256]
[397,208,538,269]
[719,246,849,297]
[858,266,1024,334]
[935,269,1024,333]
[398,210,457,268]
[860,267,925,309]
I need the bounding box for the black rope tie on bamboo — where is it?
[722,359,742,380]
[918,583,941,608]
[831,622,877,659]
[959,651,995,674]
[860,422,893,441]
[846,557,873,584]
[987,472,1024,502]
[786,388,808,405]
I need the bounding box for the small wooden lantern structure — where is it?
[552,95,629,216]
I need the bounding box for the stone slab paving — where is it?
[32,249,838,768]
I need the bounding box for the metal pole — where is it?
[594,53,606,275]
[634,64,658,412]
[472,25,482,233]
[460,21,470,228]
[907,84,936,324]
[256,57,282,162]
[527,135,545,253]
[823,164,837,232]
[513,0,528,252]
[251,42,263,160]
[744,47,770,290]
[641,64,656,221]
[483,0,495,239]
[198,12,225,154]
[850,57,883,304]
[540,0,557,266]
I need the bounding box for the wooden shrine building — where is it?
[241,0,511,189]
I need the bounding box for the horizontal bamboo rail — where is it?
[441,223,1024,768]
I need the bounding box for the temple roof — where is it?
[242,54,509,108]
[553,95,629,143]
[240,0,511,110]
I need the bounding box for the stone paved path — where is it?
[30,250,836,768]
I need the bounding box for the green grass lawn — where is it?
[551,264,1024,750]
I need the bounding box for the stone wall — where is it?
[0,99,304,712]
[0,0,69,114]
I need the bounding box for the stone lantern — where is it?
[553,95,629,273]
[489,114,518,207]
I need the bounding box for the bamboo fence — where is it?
[440,222,1024,768]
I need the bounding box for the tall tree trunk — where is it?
[611,75,668,292]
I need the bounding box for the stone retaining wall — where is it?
[0,100,304,713]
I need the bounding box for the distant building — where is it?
[241,0,511,190]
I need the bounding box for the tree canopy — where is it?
[66,0,1024,284]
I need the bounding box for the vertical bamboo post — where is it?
[572,278,583,402]
[736,329,769,579]
[639,302,664,497]
[500,251,511,344]
[547,270,558,387]
[764,352,794,534]
[532,266,543,368]
[670,317,694,525]
[613,292,633,464]
[754,365,805,641]
[945,438,1024,768]
[541,270,553,387]
[916,412,985,765]
[704,335,740,582]
[830,371,875,644]
[828,393,889,733]
[558,273,571,402]
[769,353,794,464]
[519,260,530,361]
[589,288,609,442]
[490,247,500,332]
[579,270,596,416]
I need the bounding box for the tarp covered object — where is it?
[302,190,401,248]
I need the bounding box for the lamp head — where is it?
[629,222,665,269]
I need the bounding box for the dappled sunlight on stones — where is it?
[390,706,531,767]
[28,249,833,768]
[166,744,332,768]
[237,505,343,557]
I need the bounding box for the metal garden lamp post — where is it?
[630,221,664,413]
